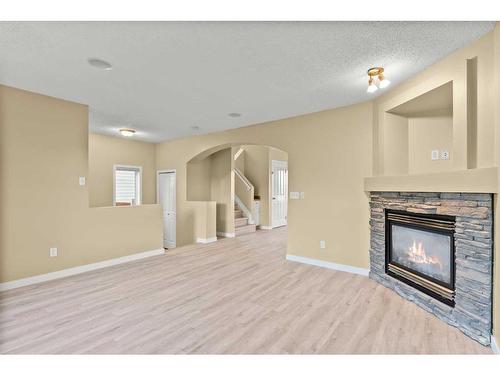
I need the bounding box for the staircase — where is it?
[234,204,256,236]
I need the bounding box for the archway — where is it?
[185,143,288,242]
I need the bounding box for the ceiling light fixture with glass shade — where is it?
[119,128,136,137]
[366,67,390,93]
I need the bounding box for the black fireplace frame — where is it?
[385,209,456,307]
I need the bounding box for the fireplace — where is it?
[385,210,456,306]
[369,192,493,345]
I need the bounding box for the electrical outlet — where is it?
[440,150,450,160]
[79,176,86,186]
[49,247,58,257]
[431,150,439,161]
[320,240,326,249]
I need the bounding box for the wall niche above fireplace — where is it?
[369,192,493,346]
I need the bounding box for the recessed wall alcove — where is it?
[382,81,454,176]
[366,53,498,193]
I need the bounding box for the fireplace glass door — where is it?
[385,210,455,306]
[390,224,451,284]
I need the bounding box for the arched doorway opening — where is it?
[184,143,288,242]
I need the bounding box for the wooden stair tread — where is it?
[235,217,248,227]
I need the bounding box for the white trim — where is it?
[113,164,143,206]
[0,248,165,292]
[272,160,288,168]
[196,237,217,244]
[156,169,177,202]
[286,254,369,277]
[491,336,500,354]
[271,159,288,228]
[217,232,235,238]
[234,195,253,224]
[259,225,273,230]
[157,169,177,249]
[233,147,244,161]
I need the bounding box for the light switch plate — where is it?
[49,247,58,257]
[300,192,305,199]
[79,176,86,186]
[431,150,439,161]
[320,240,326,249]
[440,150,450,160]
[290,192,300,200]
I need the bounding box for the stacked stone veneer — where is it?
[369,192,493,346]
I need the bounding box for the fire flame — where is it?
[407,240,443,271]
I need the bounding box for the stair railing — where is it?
[234,168,253,191]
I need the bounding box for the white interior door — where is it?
[271,160,288,228]
[158,171,176,248]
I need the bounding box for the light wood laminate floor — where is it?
[0,227,491,354]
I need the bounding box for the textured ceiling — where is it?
[0,22,495,142]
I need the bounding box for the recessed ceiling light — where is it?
[119,128,136,137]
[228,112,242,118]
[87,58,113,70]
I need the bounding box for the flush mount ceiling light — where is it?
[87,58,113,70]
[367,67,390,93]
[228,112,242,118]
[119,128,136,137]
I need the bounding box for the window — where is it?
[113,165,142,206]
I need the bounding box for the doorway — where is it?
[157,170,176,249]
[271,160,288,228]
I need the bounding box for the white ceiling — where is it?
[0,22,495,143]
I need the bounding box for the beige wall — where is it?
[186,157,211,201]
[244,145,271,226]
[88,133,157,207]
[269,147,288,163]
[0,85,163,283]
[209,148,234,234]
[187,201,216,241]
[383,113,408,175]
[156,102,373,269]
[408,116,453,174]
[374,32,495,176]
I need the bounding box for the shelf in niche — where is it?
[387,82,453,118]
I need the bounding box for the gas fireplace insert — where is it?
[385,209,456,306]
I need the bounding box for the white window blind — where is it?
[114,166,141,206]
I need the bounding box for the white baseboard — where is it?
[492,336,500,354]
[217,232,235,238]
[259,225,273,230]
[0,248,165,292]
[286,254,369,277]
[196,237,217,244]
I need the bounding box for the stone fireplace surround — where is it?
[369,192,493,346]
